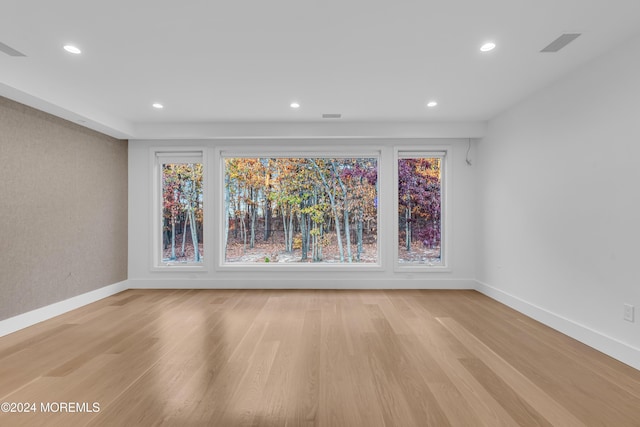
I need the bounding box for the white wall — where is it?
[128,138,477,288]
[476,32,640,367]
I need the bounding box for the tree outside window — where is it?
[398,156,442,265]
[161,162,204,264]
[223,157,378,264]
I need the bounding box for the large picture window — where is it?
[397,152,444,266]
[157,152,204,266]
[223,156,378,264]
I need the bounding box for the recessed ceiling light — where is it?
[152,103,164,109]
[427,101,438,108]
[480,42,496,52]
[290,102,300,109]
[63,45,81,54]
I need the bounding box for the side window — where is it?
[156,152,204,266]
[397,152,445,267]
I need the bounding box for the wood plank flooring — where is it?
[0,289,639,426]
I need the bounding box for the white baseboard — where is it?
[127,278,477,290]
[0,280,129,338]
[475,280,640,371]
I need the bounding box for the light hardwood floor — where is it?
[0,290,639,426]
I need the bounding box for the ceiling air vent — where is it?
[0,41,26,57]
[322,113,342,119]
[540,33,581,53]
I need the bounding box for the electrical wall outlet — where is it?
[623,304,635,322]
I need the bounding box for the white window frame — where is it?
[215,148,384,271]
[151,148,209,271]
[394,147,450,272]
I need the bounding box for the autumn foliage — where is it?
[162,163,204,263]
[398,158,442,264]
[160,157,441,265]
[225,158,378,263]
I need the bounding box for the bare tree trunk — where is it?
[170,218,176,260]
[282,208,289,252]
[233,186,239,238]
[163,222,170,249]
[318,223,323,261]
[240,215,247,253]
[300,211,308,260]
[250,206,256,249]
[181,211,189,256]
[332,161,352,262]
[306,214,312,259]
[264,200,270,241]
[405,205,412,252]
[343,197,351,262]
[288,209,294,252]
[249,189,256,249]
[312,223,317,262]
[357,207,363,262]
[332,195,343,262]
[190,208,200,261]
[310,159,343,262]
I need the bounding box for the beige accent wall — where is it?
[0,97,128,320]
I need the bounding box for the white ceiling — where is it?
[2,0,640,139]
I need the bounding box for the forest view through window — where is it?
[161,162,204,264]
[224,157,378,264]
[398,156,442,265]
